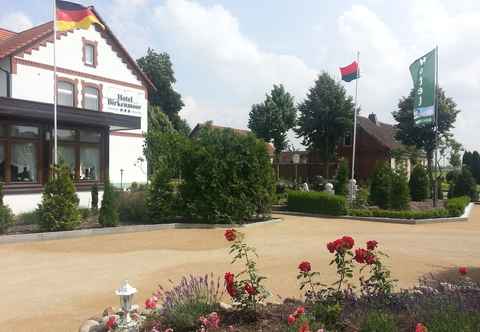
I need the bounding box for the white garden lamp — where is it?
[116,280,137,325]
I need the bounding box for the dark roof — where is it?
[0,14,155,91]
[357,116,403,150]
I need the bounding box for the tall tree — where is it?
[392,87,460,192]
[248,84,297,174]
[137,49,189,133]
[295,72,354,178]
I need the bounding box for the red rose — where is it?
[298,261,311,273]
[224,229,237,241]
[145,296,157,309]
[459,267,468,275]
[294,306,305,316]
[415,323,427,332]
[327,242,336,253]
[342,236,355,249]
[106,316,117,330]
[366,252,376,265]
[333,238,343,251]
[299,322,311,332]
[287,314,296,325]
[244,283,257,295]
[366,240,378,251]
[224,272,235,285]
[354,248,368,264]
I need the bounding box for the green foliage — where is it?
[0,183,14,234]
[98,180,119,227]
[423,308,480,332]
[118,190,149,224]
[311,302,343,330]
[360,311,398,332]
[369,162,393,209]
[445,196,470,217]
[146,167,181,222]
[91,183,98,211]
[137,49,187,132]
[181,127,275,223]
[463,150,480,183]
[295,72,355,178]
[16,211,39,225]
[353,187,369,209]
[349,208,450,219]
[335,159,349,196]
[37,165,80,231]
[287,191,347,216]
[248,84,297,160]
[148,105,175,133]
[450,167,478,201]
[409,164,429,201]
[390,168,410,210]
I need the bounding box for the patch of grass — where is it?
[360,311,398,332]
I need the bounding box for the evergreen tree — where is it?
[369,162,393,209]
[471,151,480,183]
[409,164,429,201]
[391,167,410,210]
[91,183,99,211]
[335,159,349,196]
[450,167,478,201]
[38,165,81,231]
[99,180,119,227]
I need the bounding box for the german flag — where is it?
[56,0,105,32]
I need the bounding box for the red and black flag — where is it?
[56,0,105,32]
[339,61,360,82]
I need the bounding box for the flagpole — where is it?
[53,0,58,166]
[351,51,360,187]
[433,46,439,207]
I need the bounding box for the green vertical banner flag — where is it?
[409,48,436,126]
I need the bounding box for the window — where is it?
[83,86,99,111]
[57,81,75,107]
[82,38,97,67]
[56,145,76,179]
[11,125,39,138]
[11,142,37,182]
[57,128,76,141]
[80,130,101,143]
[344,132,352,146]
[80,146,100,181]
[0,144,4,182]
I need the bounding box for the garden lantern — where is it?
[116,280,137,324]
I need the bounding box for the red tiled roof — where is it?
[0,28,17,42]
[0,15,155,91]
[0,22,52,59]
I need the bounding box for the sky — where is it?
[1,0,479,151]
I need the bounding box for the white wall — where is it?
[109,135,147,185]
[5,191,104,214]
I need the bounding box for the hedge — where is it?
[287,191,347,216]
[349,196,470,220]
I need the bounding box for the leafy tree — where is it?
[148,105,175,133]
[137,49,189,133]
[450,167,478,201]
[146,164,182,222]
[38,165,81,231]
[369,162,393,209]
[335,159,349,196]
[296,72,355,178]
[248,84,296,174]
[462,150,480,183]
[99,180,119,227]
[391,167,410,210]
[409,164,429,201]
[392,88,460,195]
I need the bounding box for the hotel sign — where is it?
[103,87,143,117]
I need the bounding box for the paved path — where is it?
[1,207,479,332]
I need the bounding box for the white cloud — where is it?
[0,12,33,32]
[154,0,317,131]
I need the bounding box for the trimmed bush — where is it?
[287,191,347,216]
[445,196,470,217]
[118,190,148,224]
[99,180,119,227]
[390,168,410,210]
[37,165,81,231]
[349,208,450,220]
[369,162,393,209]
[91,183,99,211]
[181,128,275,223]
[450,167,478,201]
[409,164,429,201]
[335,159,349,196]
[146,167,182,223]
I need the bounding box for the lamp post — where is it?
[115,280,137,330]
[120,169,124,191]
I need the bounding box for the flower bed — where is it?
[88,229,480,332]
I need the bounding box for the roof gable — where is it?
[0,28,16,42]
[357,116,403,151]
[0,12,154,91]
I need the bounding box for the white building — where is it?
[0,11,153,213]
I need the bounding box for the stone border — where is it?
[274,203,474,225]
[0,218,281,245]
